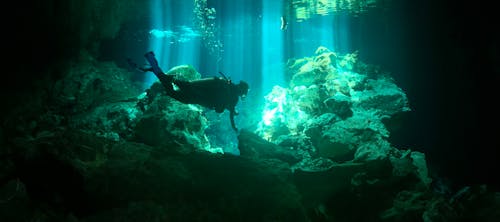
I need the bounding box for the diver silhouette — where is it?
[136,51,249,131]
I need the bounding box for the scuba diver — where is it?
[131,51,249,131]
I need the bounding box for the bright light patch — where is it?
[261,85,288,125]
[126,107,139,120]
[149,26,201,43]
[263,108,277,126]
[257,85,311,140]
[187,104,202,112]
[149,29,175,38]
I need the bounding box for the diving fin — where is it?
[144,51,165,75]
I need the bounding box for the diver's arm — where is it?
[229,108,238,131]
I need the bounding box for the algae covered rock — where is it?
[238,130,303,165]
[257,46,410,164]
[133,82,212,154]
[52,51,141,114]
[323,93,353,119]
[54,56,218,154]
[165,64,201,81]
[258,46,409,134]
[290,47,336,88]
[352,76,411,117]
[69,100,141,141]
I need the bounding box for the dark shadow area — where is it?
[354,0,499,190]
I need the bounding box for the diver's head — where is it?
[237,81,249,99]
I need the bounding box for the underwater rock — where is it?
[292,85,330,116]
[68,100,140,141]
[1,127,309,221]
[0,131,92,217]
[2,51,145,142]
[258,46,412,167]
[303,111,391,162]
[303,113,340,132]
[292,157,425,221]
[274,134,315,154]
[6,123,494,222]
[258,46,407,139]
[380,189,432,221]
[309,122,357,162]
[314,46,332,55]
[0,179,34,222]
[323,93,353,119]
[64,70,214,154]
[289,47,340,88]
[314,47,338,72]
[388,149,432,187]
[292,157,337,172]
[324,69,367,97]
[292,162,368,219]
[254,48,425,222]
[43,53,213,154]
[382,185,500,222]
[134,113,182,148]
[133,83,211,154]
[52,51,141,114]
[285,58,309,83]
[238,130,302,165]
[352,77,411,117]
[354,135,393,161]
[290,67,328,88]
[165,64,201,81]
[84,141,307,221]
[409,152,433,186]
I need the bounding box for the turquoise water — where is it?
[1,0,498,221]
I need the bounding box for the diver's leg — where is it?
[143,51,196,104]
[157,74,175,90]
[167,80,194,103]
[143,51,176,91]
[144,51,164,75]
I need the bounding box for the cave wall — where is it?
[1,0,148,122]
